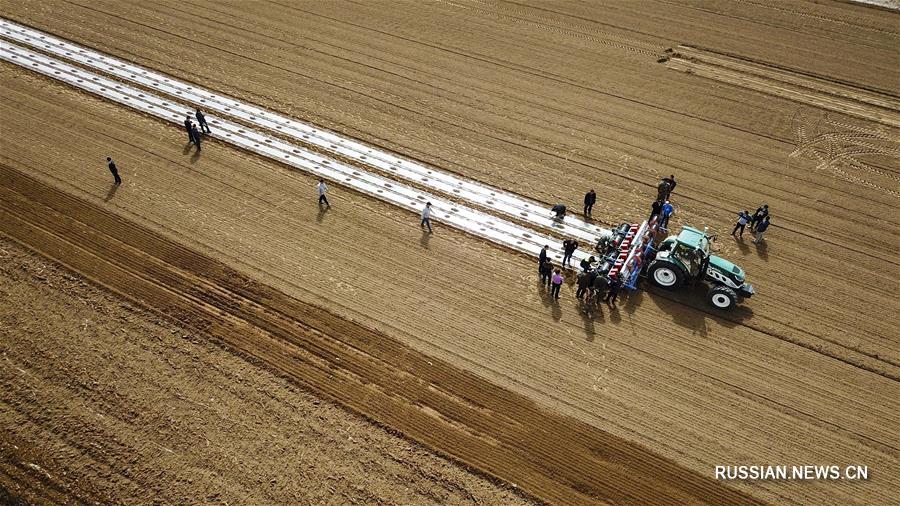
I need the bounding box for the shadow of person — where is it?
[419,229,431,249]
[754,240,769,261]
[734,235,751,254]
[183,141,193,155]
[579,304,596,341]
[104,182,120,202]
[608,303,621,324]
[552,299,562,322]
[316,204,330,224]
[623,288,644,316]
[190,148,201,164]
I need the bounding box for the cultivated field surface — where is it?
[1,1,898,504]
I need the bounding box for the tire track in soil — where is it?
[0,165,762,506]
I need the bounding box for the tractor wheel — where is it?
[648,260,685,289]
[707,285,737,310]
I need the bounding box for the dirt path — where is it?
[1,1,899,504]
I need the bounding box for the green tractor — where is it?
[646,226,754,310]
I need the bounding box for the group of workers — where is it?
[732,205,771,244]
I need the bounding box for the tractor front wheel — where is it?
[648,260,685,289]
[707,285,737,310]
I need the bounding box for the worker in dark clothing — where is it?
[663,175,676,194]
[551,203,567,221]
[591,273,608,304]
[657,175,676,201]
[562,239,579,267]
[752,216,771,244]
[538,245,549,273]
[575,271,590,299]
[583,189,597,217]
[750,204,769,231]
[183,116,194,144]
[106,157,121,185]
[580,256,595,273]
[539,259,553,287]
[191,124,202,151]
[649,199,663,222]
[604,275,621,305]
[195,108,211,134]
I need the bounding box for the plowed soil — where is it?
[0,237,530,505]
[1,1,899,504]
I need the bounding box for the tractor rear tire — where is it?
[707,285,737,310]
[648,260,686,289]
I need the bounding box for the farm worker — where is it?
[421,202,433,233]
[106,157,121,185]
[575,271,590,299]
[731,211,751,238]
[663,175,677,194]
[604,275,621,305]
[752,216,770,244]
[190,124,202,151]
[649,199,662,221]
[583,189,597,217]
[580,256,595,273]
[538,245,550,274]
[317,178,330,207]
[657,175,676,201]
[551,203,567,220]
[591,273,608,302]
[660,200,674,229]
[195,108,211,134]
[183,116,194,143]
[562,239,579,267]
[550,269,564,300]
[750,204,769,231]
[539,258,553,287]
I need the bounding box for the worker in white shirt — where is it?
[421,202,433,233]
[317,178,330,207]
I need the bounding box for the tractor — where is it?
[646,226,754,310]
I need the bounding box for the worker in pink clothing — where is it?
[550,269,564,299]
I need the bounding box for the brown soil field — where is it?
[2,1,899,504]
[0,237,530,505]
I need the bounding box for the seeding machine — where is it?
[592,217,754,310]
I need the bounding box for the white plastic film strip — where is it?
[1,40,599,268]
[0,17,611,247]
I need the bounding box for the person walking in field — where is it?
[539,258,553,288]
[562,238,579,267]
[750,204,768,232]
[421,202,433,233]
[106,157,121,185]
[317,178,330,207]
[550,269,564,300]
[183,116,194,144]
[191,123,202,151]
[195,108,211,134]
[731,210,751,238]
[583,189,597,218]
[752,216,770,244]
